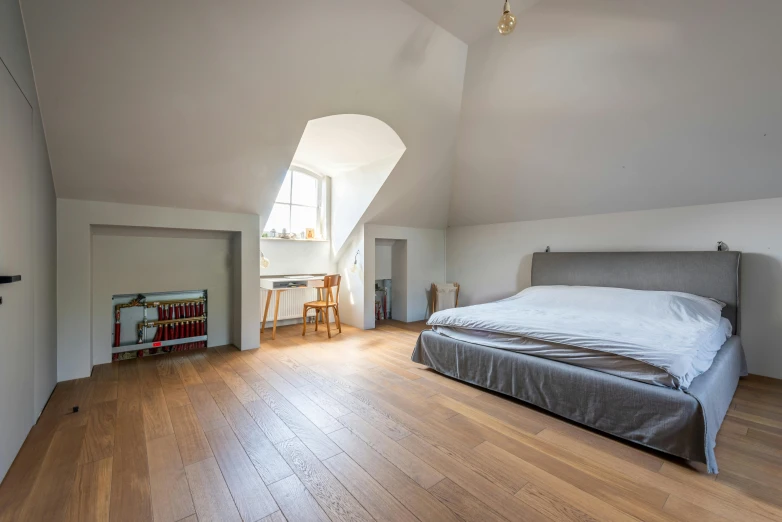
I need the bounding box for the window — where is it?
[264,169,326,239]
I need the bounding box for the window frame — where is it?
[265,167,328,240]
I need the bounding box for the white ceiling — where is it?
[21,0,782,230]
[449,0,782,226]
[399,0,540,44]
[292,114,406,177]
[22,0,466,229]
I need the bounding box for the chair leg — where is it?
[334,305,342,333]
[302,306,307,336]
[315,309,319,331]
[325,308,331,338]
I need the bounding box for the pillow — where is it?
[507,285,725,327]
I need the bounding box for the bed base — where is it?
[412,330,747,473]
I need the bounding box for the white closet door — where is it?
[0,62,35,480]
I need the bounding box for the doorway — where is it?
[374,238,407,325]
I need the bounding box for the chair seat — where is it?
[304,300,337,308]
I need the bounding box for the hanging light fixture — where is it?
[350,250,361,273]
[260,251,270,269]
[498,0,517,35]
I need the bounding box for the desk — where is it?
[260,276,324,340]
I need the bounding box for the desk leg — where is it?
[273,290,283,340]
[261,290,272,334]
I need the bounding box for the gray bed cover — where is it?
[412,330,746,472]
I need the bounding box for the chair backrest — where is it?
[323,274,341,305]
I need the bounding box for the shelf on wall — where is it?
[0,275,22,284]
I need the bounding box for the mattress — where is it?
[432,325,677,387]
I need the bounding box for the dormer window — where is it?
[264,168,327,239]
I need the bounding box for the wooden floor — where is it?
[2,321,782,522]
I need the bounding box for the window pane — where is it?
[275,171,292,203]
[292,171,319,207]
[291,205,317,236]
[265,203,290,233]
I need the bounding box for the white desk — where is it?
[260,276,324,340]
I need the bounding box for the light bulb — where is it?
[260,252,270,269]
[498,0,516,35]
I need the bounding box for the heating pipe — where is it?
[114,308,121,348]
[116,297,206,352]
[153,306,163,341]
[136,310,208,352]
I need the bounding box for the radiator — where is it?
[261,288,319,324]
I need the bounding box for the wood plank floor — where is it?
[2,321,782,522]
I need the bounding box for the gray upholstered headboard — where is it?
[531,252,741,335]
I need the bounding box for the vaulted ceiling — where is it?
[22,0,466,229]
[22,0,782,229]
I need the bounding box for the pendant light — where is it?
[260,251,270,269]
[498,0,517,35]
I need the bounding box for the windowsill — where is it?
[261,237,330,243]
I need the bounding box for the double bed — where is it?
[412,251,746,473]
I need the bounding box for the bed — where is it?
[411,251,747,473]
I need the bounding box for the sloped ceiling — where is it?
[24,0,782,231]
[21,0,466,229]
[450,0,782,226]
[399,0,540,44]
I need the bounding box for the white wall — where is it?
[57,199,260,381]
[364,225,446,329]
[391,240,408,321]
[32,112,57,421]
[447,197,782,379]
[331,153,404,253]
[259,238,334,328]
[375,242,394,280]
[336,227,365,329]
[0,0,57,481]
[449,0,782,226]
[260,239,333,277]
[91,228,235,364]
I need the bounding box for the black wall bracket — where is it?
[0,275,22,284]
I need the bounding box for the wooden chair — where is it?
[302,274,342,338]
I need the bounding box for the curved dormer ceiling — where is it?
[290,114,406,253]
[21,0,467,229]
[292,114,405,178]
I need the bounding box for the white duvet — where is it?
[427,286,732,390]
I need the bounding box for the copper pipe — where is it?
[144,298,206,308]
[142,315,206,328]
